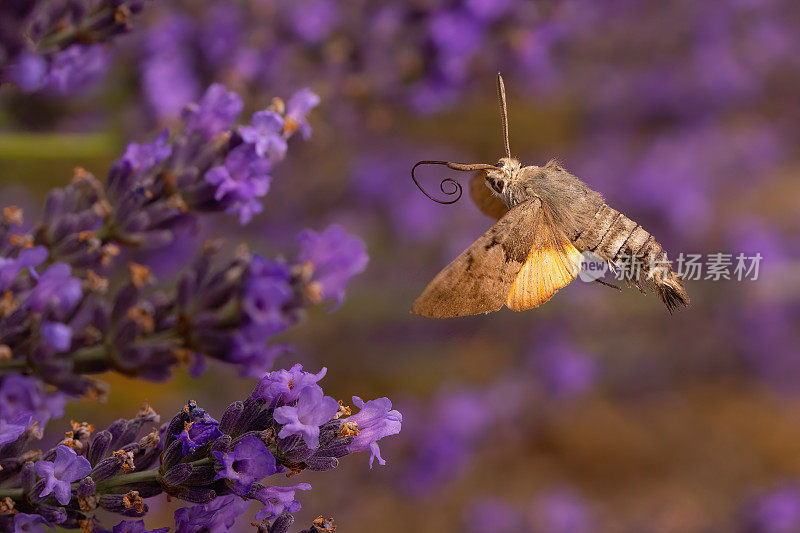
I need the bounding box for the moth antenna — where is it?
[497,72,511,160]
[412,160,498,205]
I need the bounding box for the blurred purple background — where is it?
[2,0,800,530]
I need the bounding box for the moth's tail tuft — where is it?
[654,272,690,313]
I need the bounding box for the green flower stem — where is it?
[0,458,212,501]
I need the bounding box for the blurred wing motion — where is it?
[469,172,508,220]
[413,198,580,318]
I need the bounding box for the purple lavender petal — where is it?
[174,494,250,532]
[212,435,278,495]
[184,83,243,138]
[34,445,91,505]
[40,322,72,352]
[343,396,402,467]
[295,225,368,309]
[273,386,338,449]
[251,364,327,404]
[252,483,312,521]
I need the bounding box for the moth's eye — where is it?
[487,177,504,193]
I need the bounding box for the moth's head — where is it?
[484,157,522,196]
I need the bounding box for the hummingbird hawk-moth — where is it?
[411,74,689,318]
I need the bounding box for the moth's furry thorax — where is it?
[484,159,605,239]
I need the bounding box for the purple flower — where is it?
[184,83,243,138]
[286,88,321,139]
[466,499,524,533]
[47,44,110,93]
[212,435,278,495]
[239,111,287,160]
[174,494,250,533]
[531,489,592,533]
[295,225,368,309]
[175,409,223,455]
[26,263,82,314]
[464,0,513,20]
[251,364,327,405]
[0,374,65,427]
[40,322,72,352]
[0,246,48,291]
[746,484,800,533]
[34,445,91,505]
[204,144,271,224]
[428,10,484,75]
[343,396,402,467]
[0,414,32,445]
[113,520,170,533]
[228,329,287,378]
[13,513,51,533]
[273,386,339,449]
[9,52,48,93]
[252,483,312,521]
[120,130,172,171]
[242,256,293,331]
[287,0,339,43]
[141,16,201,119]
[530,342,596,399]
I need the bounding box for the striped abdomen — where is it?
[572,204,690,312]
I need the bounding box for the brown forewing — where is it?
[413,198,542,318]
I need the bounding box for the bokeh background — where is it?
[3,0,800,531]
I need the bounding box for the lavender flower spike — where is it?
[34,445,91,505]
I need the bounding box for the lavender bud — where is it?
[162,463,192,485]
[21,461,36,495]
[98,494,132,513]
[90,456,122,482]
[160,439,183,470]
[209,434,231,455]
[78,476,96,496]
[87,430,112,465]
[183,465,216,486]
[173,487,216,504]
[30,479,48,503]
[162,413,184,450]
[318,420,342,448]
[106,419,129,444]
[316,438,352,459]
[124,481,163,498]
[38,505,67,524]
[40,447,57,462]
[284,445,313,463]
[234,396,265,434]
[111,285,139,323]
[270,512,295,533]
[278,434,301,452]
[219,401,243,434]
[304,456,338,472]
